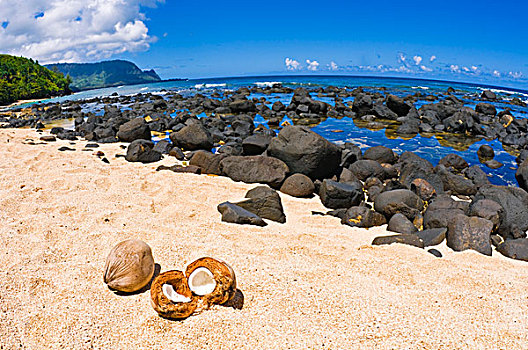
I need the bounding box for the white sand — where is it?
[0,129,527,349]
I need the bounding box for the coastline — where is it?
[1,128,527,349]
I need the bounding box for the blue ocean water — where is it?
[13,75,528,186]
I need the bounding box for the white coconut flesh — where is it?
[162,284,192,303]
[188,267,216,296]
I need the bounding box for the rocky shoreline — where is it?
[3,84,528,262]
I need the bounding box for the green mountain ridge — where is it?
[0,54,71,106]
[45,60,162,91]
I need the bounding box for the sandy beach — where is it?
[0,128,527,349]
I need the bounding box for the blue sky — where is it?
[1,0,527,87]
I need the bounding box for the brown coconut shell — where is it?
[103,239,155,293]
[185,257,237,305]
[150,270,198,319]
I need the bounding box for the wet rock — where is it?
[386,94,411,116]
[474,185,528,239]
[152,140,172,154]
[475,103,497,116]
[319,179,363,209]
[490,234,504,247]
[348,160,385,181]
[477,145,494,161]
[220,155,289,188]
[341,206,387,228]
[117,118,151,142]
[438,154,468,172]
[436,164,477,196]
[372,234,424,248]
[396,120,419,135]
[481,90,497,100]
[428,249,443,257]
[340,143,362,168]
[416,228,447,246]
[242,134,272,155]
[352,94,373,117]
[217,202,267,226]
[387,213,417,234]
[189,150,227,175]
[410,178,436,201]
[483,159,503,169]
[515,159,528,192]
[516,149,528,165]
[125,140,162,163]
[371,103,398,120]
[374,189,424,220]
[447,214,493,256]
[363,146,397,164]
[464,165,490,187]
[169,123,213,151]
[235,186,286,223]
[496,239,528,261]
[468,199,503,230]
[280,173,315,197]
[268,126,341,180]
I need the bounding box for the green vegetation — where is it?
[0,54,71,106]
[46,60,161,91]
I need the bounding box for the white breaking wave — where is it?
[139,87,149,91]
[194,83,227,89]
[253,81,282,87]
[476,87,528,97]
[411,86,429,90]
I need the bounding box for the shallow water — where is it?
[13,75,528,186]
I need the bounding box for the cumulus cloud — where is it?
[413,55,422,65]
[285,57,301,71]
[509,71,523,79]
[420,65,433,72]
[328,61,338,71]
[450,65,460,73]
[493,70,501,77]
[306,59,319,71]
[0,0,164,63]
[430,55,437,62]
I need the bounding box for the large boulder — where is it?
[475,103,497,116]
[515,159,528,192]
[220,155,289,188]
[438,154,468,172]
[268,126,341,180]
[352,94,373,117]
[169,123,213,151]
[416,228,447,247]
[363,146,397,164]
[280,173,315,198]
[387,213,417,234]
[125,140,162,163]
[374,189,424,220]
[217,202,267,226]
[117,117,152,142]
[447,214,493,255]
[341,206,387,228]
[496,239,528,261]
[235,186,286,223]
[468,199,503,231]
[348,160,385,181]
[189,150,227,175]
[386,94,411,116]
[473,186,528,239]
[435,164,477,196]
[319,179,363,209]
[242,134,272,155]
[423,195,468,229]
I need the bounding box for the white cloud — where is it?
[328,61,338,71]
[430,55,437,62]
[493,70,501,77]
[509,71,523,79]
[306,59,319,71]
[450,65,460,73]
[0,0,164,63]
[420,65,433,72]
[471,66,478,72]
[413,55,422,65]
[285,57,301,71]
[462,66,470,72]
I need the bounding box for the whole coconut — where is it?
[103,239,155,293]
